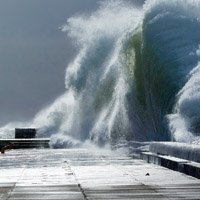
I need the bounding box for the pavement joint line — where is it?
[6,155,32,200]
[64,161,88,200]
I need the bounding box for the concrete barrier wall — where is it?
[149,142,200,163]
[139,151,200,179]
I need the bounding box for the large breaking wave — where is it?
[1,0,200,147]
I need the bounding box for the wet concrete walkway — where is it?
[0,148,200,200]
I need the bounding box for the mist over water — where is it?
[1,0,200,147]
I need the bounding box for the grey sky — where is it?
[0,0,144,126]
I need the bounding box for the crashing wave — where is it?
[1,0,200,147]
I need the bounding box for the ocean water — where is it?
[1,0,200,148]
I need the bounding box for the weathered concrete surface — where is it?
[0,148,200,200]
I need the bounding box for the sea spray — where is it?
[1,0,200,147]
[34,0,200,144]
[33,0,141,146]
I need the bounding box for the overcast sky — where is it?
[0,0,144,126]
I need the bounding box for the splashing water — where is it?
[1,0,200,147]
[34,0,141,147]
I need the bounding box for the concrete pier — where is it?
[0,148,200,200]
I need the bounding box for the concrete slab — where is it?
[0,148,199,200]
